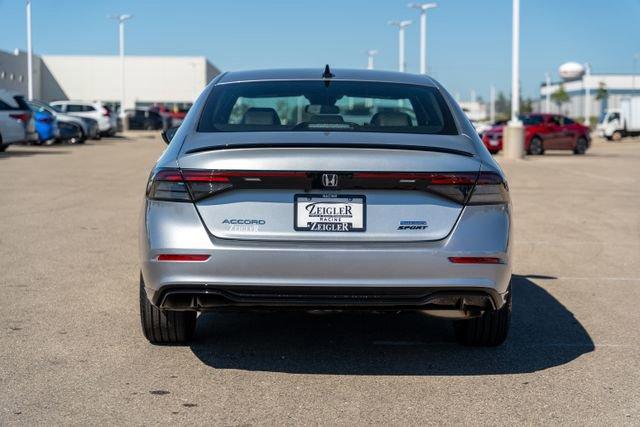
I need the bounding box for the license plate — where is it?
[294,194,366,232]
[489,138,499,146]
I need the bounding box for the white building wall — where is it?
[40,55,219,108]
[538,74,639,119]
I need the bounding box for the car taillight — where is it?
[9,113,30,123]
[448,256,503,264]
[146,168,238,202]
[467,171,510,205]
[146,169,192,202]
[351,171,509,205]
[146,169,509,205]
[157,254,210,262]
[102,107,111,117]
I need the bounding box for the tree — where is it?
[520,98,534,114]
[495,91,510,119]
[595,82,608,101]
[551,84,570,111]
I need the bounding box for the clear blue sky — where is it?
[1,0,639,100]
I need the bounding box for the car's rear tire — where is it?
[527,137,544,155]
[139,274,196,344]
[573,137,588,155]
[453,290,511,346]
[611,130,623,141]
[488,149,499,155]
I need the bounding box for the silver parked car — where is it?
[139,68,512,346]
[0,89,31,151]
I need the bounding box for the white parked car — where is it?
[50,100,117,136]
[0,89,31,151]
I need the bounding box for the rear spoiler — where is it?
[184,142,474,157]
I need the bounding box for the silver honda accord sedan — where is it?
[139,67,512,346]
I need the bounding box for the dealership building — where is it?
[539,73,640,120]
[0,48,220,110]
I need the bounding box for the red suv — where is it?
[482,114,591,155]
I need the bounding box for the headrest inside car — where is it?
[242,107,281,125]
[371,112,412,127]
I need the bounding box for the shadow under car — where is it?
[189,274,594,376]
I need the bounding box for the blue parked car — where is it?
[28,103,59,144]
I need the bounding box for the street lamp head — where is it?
[108,14,133,22]
[367,50,379,56]
[388,20,412,28]
[408,2,438,11]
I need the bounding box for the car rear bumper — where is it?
[140,200,512,314]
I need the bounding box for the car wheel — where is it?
[453,288,511,346]
[527,137,544,155]
[611,131,623,141]
[489,149,499,155]
[66,125,83,144]
[573,137,588,155]
[139,274,196,344]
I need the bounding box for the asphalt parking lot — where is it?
[1,134,639,425]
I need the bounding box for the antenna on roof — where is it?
[322,64,334,79]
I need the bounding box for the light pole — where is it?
[504,0,524,159]
[544,72,551,113]
[408,3,437,74]
[389,20,412,72]
[632,54,640,130]
[633,54,640,96]
[583,63,591,126]
[26,0,33,100]
[109,14,133,120]
[366,50,379,70]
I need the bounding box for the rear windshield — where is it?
[13,95,30,111]
[198,81,458,135]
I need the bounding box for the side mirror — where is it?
[161,126,179,145]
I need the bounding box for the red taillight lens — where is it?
[448,256,503,264]
[102,107,111,117]
[10,113,30,123]
[352,172,478,204]
[146,168,236,202]
[157,254,210,262]
[145,169,509,205]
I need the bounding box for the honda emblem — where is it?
[321,173,339,187]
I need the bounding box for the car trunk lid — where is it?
[177,133,480,242]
